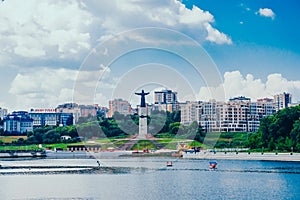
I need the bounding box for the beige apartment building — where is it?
[180,96,276,132]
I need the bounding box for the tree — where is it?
[291,119,300,149]
[43,130,61,144]
[169,122,181,135]
[258,105,300,151]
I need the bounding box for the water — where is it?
[0,157,300,200]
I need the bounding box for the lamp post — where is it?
[291,147,293,155]
[261,146,264,155]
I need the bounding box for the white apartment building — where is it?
[198,100,223,132]
[0,107,8,120]
[180,101,200,126]
[181,97,276,132]
[274,92,292,111]
[154,89,178,112]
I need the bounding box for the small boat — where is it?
[209,161,217,169]
[166,161,173,167]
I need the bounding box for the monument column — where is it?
[135,90,149,139]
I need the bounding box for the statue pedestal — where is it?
[138,107,147,139]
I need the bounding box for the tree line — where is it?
[2,110,206,145]
[3,105,299,152]
[248,105,300,152]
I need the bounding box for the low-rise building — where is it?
[56,103,99,124]
[29,108,73,127]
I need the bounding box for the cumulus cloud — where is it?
[257,8,275,19]
[9,68,78,109]
[0,0,231,66]
[0,0,92,63]
[93,1,232,44]
[1,0,233,109]
[8,66,114,109]
[199,71,300,102]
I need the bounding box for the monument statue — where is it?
[135,90,149,139]
[135,90,149,107]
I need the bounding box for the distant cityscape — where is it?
[0,90,297,135]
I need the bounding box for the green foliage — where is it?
[131,140,156,150]
[151,110,181,134]
[255,105,300,151]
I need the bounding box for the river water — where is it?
[0,156,300,200]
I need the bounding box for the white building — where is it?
[247,98,275,132]
[180,101,200,126]
[199,100,223,132]
[274,92,292,111]
[180,96,276,133]
[154,89,178,112]
[0,107,8,120]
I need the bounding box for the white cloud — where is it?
[9,68,78,109]
[1,0,233,110]
[257,8,275,19]
[205,23,232,44]
[95,0,232,44]
[199,71,300,102]
[0,0,231,66]
[8,66,115,109]
[0,0,92,62]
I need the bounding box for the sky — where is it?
[0,0,300,111]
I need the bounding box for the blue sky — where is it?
[183,0,300,80]
[0,0,299,110]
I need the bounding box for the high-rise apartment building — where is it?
[180,101,200,126]
[274,92,292,111]
[154,89,178,112]
[180,96,276,132]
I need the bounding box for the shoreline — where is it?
[182,152,300,162]
[1,150,300,162]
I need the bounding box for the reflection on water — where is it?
[0,156,300,199]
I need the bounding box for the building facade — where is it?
[107,99,132,118]
[180,97,276,133]
[56,103,99,124]
[154,89,178,112]
[274,92,292,111]
[29,108,73,127]
[0,107,8,120]
[180,101,201,126]
[3,111,33,135]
